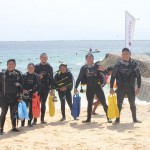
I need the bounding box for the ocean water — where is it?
[0,40,150,78]
[0,40,150,106]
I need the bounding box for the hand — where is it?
[18,99,22,103]
[50,90,55,96]
[74,88,78,94]
[110,88,115,95]
[35,91,38,95]
[60,86,67,92]
[97,65,105,71]
[15,82,20,86]
[23,90,28,94]
[135,88,140,95]
[39,74,44,79]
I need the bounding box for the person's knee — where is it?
[87,100,93,107]
[100,98,107,106]
[130,103,136,110]
[1,108,8,116]
[41,100,46,106]
[117,102,123,110]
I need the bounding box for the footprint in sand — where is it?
[122,137,135,141]
[14,139,23,142]
[128,130,133,133]
[34,142,47,146]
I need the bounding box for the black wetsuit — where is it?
[0,69,23,130]
[54,71,73,119]
[110,59,141,121]
[34,63,54,123]
[22,72,41,126]
[75,63,108,121]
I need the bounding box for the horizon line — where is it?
[0,39,150,42]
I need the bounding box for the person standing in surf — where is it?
[74,53,112,123]
[33,53,55,124]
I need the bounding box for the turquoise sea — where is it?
[0,40,150,79]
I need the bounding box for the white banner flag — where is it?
[125,11,135,49]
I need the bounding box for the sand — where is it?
[0,99,150,150]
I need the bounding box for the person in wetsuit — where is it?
[0,59,23,135]
[22,63,41,127]
[54,64,73,121]
[74,53,112,123]
[33,53,55,124]
[110,48,142,123]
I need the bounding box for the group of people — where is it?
[0,47,142,135]
[0,53,54,135]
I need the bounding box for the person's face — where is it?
[27,65,35,74]
[40,54,48,64]
[7,61,16,71]
[60,65,67,73]
[122,51,131,62]
[108,70,113,76]
[86,56,94,65]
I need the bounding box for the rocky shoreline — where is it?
[101,53,150,102]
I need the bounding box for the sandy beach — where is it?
[0,0,150,149]
[0,98,150,150]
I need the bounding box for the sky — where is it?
[0,0,150,41]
